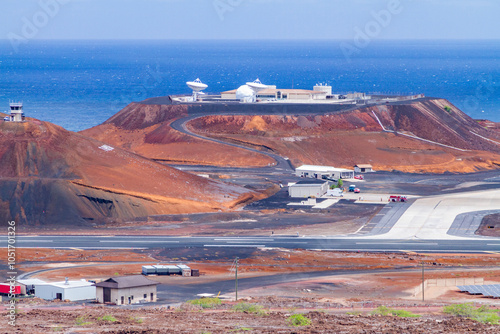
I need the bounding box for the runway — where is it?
[3,235,500,254]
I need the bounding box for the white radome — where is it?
[236,85,255,102]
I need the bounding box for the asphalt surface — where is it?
[3,235,500,254]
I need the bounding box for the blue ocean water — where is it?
[0,40,499,132]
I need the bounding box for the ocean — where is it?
[0,39,499,132]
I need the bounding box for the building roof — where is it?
[258,88,325,95]
[296,165,353,173]
[293,179,328,186]
[221,88,326,95]
[48,280,95,289]
[95,275,159,289]
[355,164,373,168]
[17,278,47,286]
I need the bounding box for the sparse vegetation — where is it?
[232,302,267,316]
[337,179,343,188]
[287,313,312,327]
[187,297,222,309]
[75,316,93,326]
[443,303,500,325]
[129,316,144,324]
[98,315,118,322]
[371,306,420,318]
[444,105,452,113]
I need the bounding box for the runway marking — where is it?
[214,238,274,241]
[17,247,147,250]
[484,251,500,255]
[99,241,179,243]
[69,247,84,251]
[11,240,53,243]
[355,242,438,246]
[203,245,266,248]
[487,244,500,246]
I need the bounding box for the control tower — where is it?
[8,102,25,122]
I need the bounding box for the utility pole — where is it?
[235,257,239,302]
[421,261,425,302]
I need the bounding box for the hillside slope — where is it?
[188,99,500,173]
[0,119,258,226]
[81,103,274,167]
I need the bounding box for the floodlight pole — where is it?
[235,257,239,302]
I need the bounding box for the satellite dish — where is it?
[186,78,208,101]
[246,78,267,93]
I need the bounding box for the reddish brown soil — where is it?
[188,99,500,173]
[0,119,260,226]
[2,306,498,334]
[81,103,274,167]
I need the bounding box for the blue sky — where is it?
[1,0,499,40]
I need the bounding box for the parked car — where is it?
[354,175,364,180]
[354,188,361,193]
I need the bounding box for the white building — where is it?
[354,164,374,173]
[4,102,25,122]
[289,179,329,198]
[19,278,96,301]
[295,165,354,180]
[222,88,328,101]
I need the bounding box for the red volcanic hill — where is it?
[81,103,275,167]
[187,99,500,173]
[83,98,500,174]
[0,119,259,227]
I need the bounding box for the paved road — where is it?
[3,235,500,254]
[170,114,295,172]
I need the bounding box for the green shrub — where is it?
[97,315,118,322]
[287,313,312,327]
[186,297,222,309]
[444,303,500,325]
[371,306,420,318]
[444,106,452,113]
[75,316,93,326]
[232,302,267,316]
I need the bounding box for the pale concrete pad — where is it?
[367,189,500,240]
[312,198,339,209]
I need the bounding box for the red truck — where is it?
[390,195,408,202]
[0,283,20,295]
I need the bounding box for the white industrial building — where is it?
[295,165,354,180]
[354,164,374,173]
[18,278,96,301]
[288,179,329,198]
[222,88,328,102]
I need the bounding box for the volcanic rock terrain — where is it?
[0,119,258,226]
[82,103,274,167]
[188,99,500,173]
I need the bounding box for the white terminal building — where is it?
[295,165,355,180]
